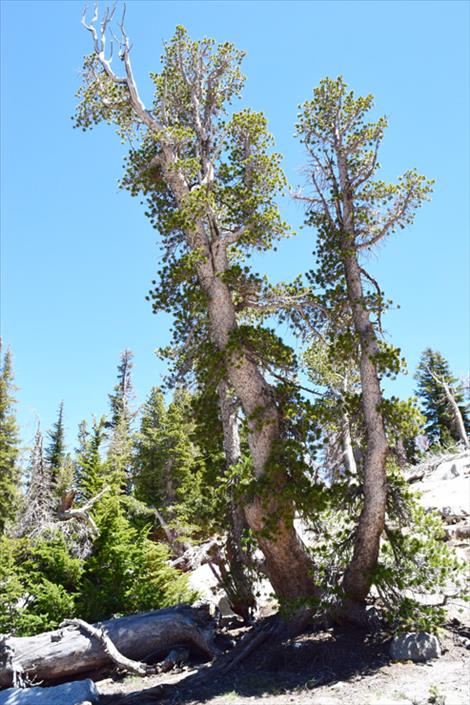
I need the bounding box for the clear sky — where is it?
[1,0,469,450]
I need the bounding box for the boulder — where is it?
[0,679,99,705]
[433,456,470,481]
[389,631,441,662]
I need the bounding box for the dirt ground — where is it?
[97,621,470,705]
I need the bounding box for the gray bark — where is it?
[340,410,357,476]
[437,377,469,449]
[0,606,216,687]
[216,381,256,621]
[198,246,318,602]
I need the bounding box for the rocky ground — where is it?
[97,621,470,705]
[94,449,470,705]
[2,450,469,705]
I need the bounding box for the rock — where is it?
[309,697,342,705]
[0,679,99,705]
[433,456,470,481]
[444,523,470,540]
[441,505,469,524]
[370,700,413,705]
[390,631,441,662]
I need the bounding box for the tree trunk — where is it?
[336,143,388,606]
[158,147,317,605]
[216,380,257,621]
[441,381,469,448]
[340,410,357,476]
[340,250,388,605]
[198,246,318,603]
[0,606,216,687]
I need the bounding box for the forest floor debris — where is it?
[97,621,470,705]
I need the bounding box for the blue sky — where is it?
[1,0,469,450]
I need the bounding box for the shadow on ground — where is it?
[101,625,391,704]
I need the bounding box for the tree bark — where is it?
[336,141,388,606]
[216,380,257,621]
[340,410,357,476]
[156,155,318,603]
[439,379,469,449]
[0,606,216,687]
[197,245,318,602]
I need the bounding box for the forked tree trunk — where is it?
[199,250,318,603]
[79,11,318,620]
[0,606,216,687]
[160,124,317,606]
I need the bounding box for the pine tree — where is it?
[0,532,82,636]
[106,350,136,493]
[74,416,107,502]
[108,349,134,431]
[45,402,66,486]
[77,16,318,605]
[0,343,21,534]
[415,348,470,447]
[77,488,195,622]
[296,77,433,606]
[134,388,199,519]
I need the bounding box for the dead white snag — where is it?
[0,605,216,686]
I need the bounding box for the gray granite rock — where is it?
[390,631,441,662]
[0,679,99,705]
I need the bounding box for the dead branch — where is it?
[60,618,153,676]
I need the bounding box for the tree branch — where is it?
[81,4,160,131]
[60,618,154,676]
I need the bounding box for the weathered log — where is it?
[0,605,216,687]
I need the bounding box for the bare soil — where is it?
[97,620,470,705]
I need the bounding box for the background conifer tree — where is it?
[74,416,107,502]
[415,348,470,448]
[0,343,21,534]
[45,402,66,487]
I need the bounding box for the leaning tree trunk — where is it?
[340,250,388,606]
[198,246,318,603]
[158,142,317,606]
[216,380,257,622]
[440,379,469,449]
[336,144,388,607]
[0,606,216,687]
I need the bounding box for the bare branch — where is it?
[360,266,384,334]
[57,485,110,535]
[60,618,154,676]
[81,4,160,131]
[357,187,414,250]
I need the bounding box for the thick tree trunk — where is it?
[198,248,318,603]
[158,148,317,605]
[216,380,257,621]
[0,606,216,687]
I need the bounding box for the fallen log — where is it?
[0,605,217,687]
